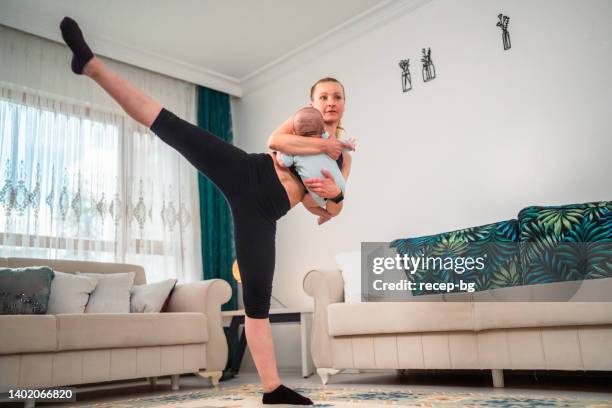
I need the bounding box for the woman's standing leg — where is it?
[232,209,312,405]
[245,317,281,390]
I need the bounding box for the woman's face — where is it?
[310,81,345,125]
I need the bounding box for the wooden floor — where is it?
[13,368,612,407]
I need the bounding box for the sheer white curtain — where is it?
[0,25,202,283]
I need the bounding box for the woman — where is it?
[269,77,354,225]
[59,17,353,405]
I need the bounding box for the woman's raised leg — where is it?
[60,17,247,200]
[60,17,160,127]
[83,57,161,128]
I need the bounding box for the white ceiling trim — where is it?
[0,4,243,97]
[239,0,433,96]
[0,0,431,98]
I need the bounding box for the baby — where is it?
[275,107,350,223]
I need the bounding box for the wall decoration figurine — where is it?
[421,48,436,82]
[399,59,412,92]
[497,13,511,50]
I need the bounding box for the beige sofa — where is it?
[0,257,231,397]
[304,269,612,387]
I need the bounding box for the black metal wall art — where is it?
[399,59,412,92]
[497,13,511,50]
[421,47,436,82]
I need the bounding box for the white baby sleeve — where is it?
[277,152,295,167]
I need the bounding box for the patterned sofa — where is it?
[0,257,231,403]
[304,201,612,386]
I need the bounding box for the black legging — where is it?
[150,108,291,319]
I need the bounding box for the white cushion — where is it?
[47,271,98,314]
[76,272,135,313]
[335,251,362,303]
[130,278,177,313]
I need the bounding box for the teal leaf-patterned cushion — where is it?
[0,266,55,314]
[390,219,519,295]
[518,200,612,284]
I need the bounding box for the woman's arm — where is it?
[340,152,352,181]
[325,199,343,217]
[268,116,326,155]
[268,116,349,159]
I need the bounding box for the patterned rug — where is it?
[57,384,612,407]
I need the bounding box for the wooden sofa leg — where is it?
[317,368,340,385]
[171,374,180,391]
[148,376,158,388]
[491,369,504,387]
[195,370,223,386]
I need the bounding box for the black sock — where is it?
[60,17,94,74]
[262,384,313,405]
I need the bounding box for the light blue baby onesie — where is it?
[277,132,347,208]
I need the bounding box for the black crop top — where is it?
[288,152,344,191]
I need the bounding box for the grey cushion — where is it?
[130,278,177,313]
[0,266,54,314]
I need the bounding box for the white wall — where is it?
[231,0,612,368]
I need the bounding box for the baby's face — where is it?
[293,107,325,137]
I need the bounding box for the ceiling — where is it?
[0,0,428,96]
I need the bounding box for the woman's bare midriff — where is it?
[267,152,305,209]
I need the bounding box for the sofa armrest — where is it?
[303,269,344,368]
[166,279,232,371]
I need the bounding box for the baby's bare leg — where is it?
[302,194,331,216]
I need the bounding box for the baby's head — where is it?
[292,107,325,137]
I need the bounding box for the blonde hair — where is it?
[310,77,345,139]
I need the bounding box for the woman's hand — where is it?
[343,137,357,151]
[325,138,355,160]
[304,169,341,198]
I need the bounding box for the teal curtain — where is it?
[196,86,237,311]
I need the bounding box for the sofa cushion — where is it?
[472,279,583,302]
[334,251,362,303]
[47,271,98,314]
[0,315,57,354]
[570,277,612,301]
[56,313,208,351]
[473,302,612,331]
[130,278,177,313]
[518,200,611,285]
[0,266,54,314]
[390,219,520,296]
[327,298,612,337]
[76,272,135,313]
[4,257,147,285]
[327,302,474,336]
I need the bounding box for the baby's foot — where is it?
[60,17,94,74]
